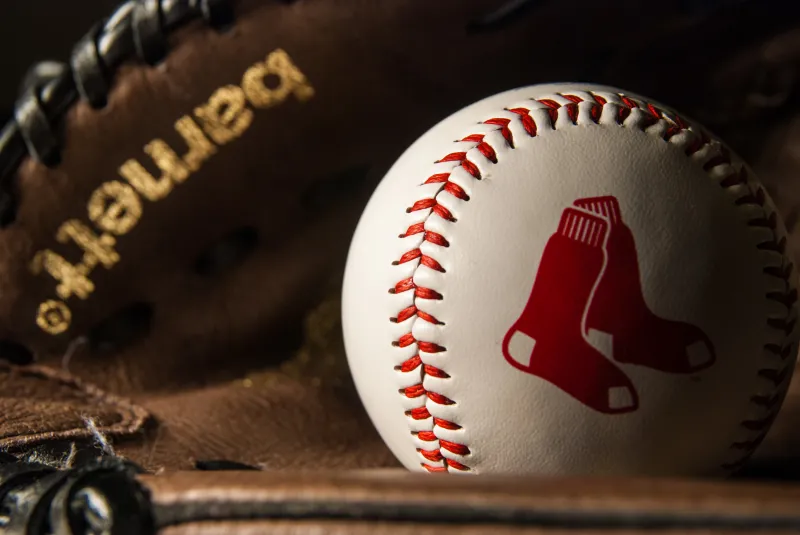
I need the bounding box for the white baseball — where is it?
[341,83,798,476]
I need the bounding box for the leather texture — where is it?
[3,457,800,534]
[342,84,797,476]
[0,0,799,533]
[143,471,800,533]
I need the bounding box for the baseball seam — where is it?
[390,90,797,473]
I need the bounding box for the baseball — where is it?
[341,84,798,476]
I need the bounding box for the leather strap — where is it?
[0,454,153,535]
[5,455,800,534]
[142,471,800,531]
[0,0,236,228]
[132,0,168,66]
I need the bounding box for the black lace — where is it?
[0,450,263,534]
[0,452,154,535]
[0,0,235,228]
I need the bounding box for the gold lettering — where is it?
[119,141,188,201]
[118,159,172,202]
[56,220,120,270]
[30,250,94,300]
[120,117,216,200]
[175,116,217,171]
[194,86,254,145]
[34,48,316,336]
[242,49,315,108]
[146,140,191,183]
[36,300,72,335]
[88,181,143,235]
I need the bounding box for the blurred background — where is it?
[4,0,798,243]
[0,0,119,123]
[1,1,799,250]
[2,0,798,134]
[1,0,800,243]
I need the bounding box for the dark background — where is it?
[0,0,766,119]
[1,0,799,225]
[0,0,118,120]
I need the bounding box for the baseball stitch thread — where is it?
[390,91,796,473]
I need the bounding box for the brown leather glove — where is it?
[4,462,800,534]
[1,0,800,533]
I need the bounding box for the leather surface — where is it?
[160,525,799,535]
[0,0,799,532]
[142,470,800,533]
[0,363,148,449]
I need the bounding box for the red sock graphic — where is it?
[574,196,715,373]
[502,208,639,414]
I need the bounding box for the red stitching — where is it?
[424,173,450,184]
[418,341,446,353]
[390,277,414,294]
[566,103,579,124]
[424,231,449,247]
[408,198,437,212]
[390,91,796,474]
[440,439,471,455]
[424,364,450,378]
[393,306,417,323]
[427,392,455,405]
[461,159,482,179]
[423,464,448,473]
[408,407,431,419]
[509,108,537,137]
[394,249,421,265]
[620,95,638,109]
[419,448,443,462]
[664,125,682,140]
[617,105,632,124]
[484,118,514,146]
[590,103,602,123]
[391,306,442,325]
[417,431,437,441]
[434,417,461,430]
[393,250,445,272]
[537,99,560,127]
[415,287,443,300]
[402,385,426,398]
[443,182,469,201]
[397,355,421,372]
[400,334,418,348]
[438,152,467,163]
[400,222,424,238]
[537,98,560,109]
[394,137,500,471]
[445,459,469,471]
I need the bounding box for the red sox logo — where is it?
[502,196,716,414]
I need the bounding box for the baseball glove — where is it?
[0,0,799,533]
